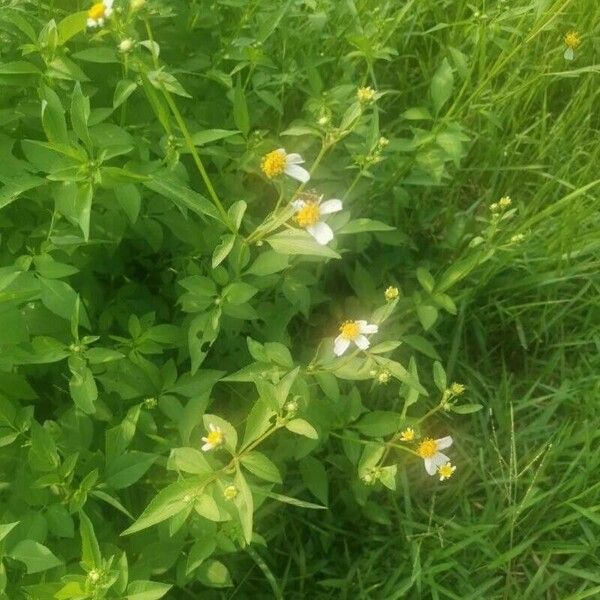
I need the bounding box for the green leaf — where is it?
[337,219,395,234]
[212,234,236,268]
[285,418,318,439]
[416,267,435,293]
[122,478,207,535]
[126,580,172,600]
[433,361,447,392]
[223,282,258,305]
[69,364,97,414]
[452,403,483,414]
[143,171,220,221]
[0,522,18,543]
[197,560,233,588]
[246,251,289,276]
[402,334,440,360]
[70,82,92,149]
[113,79,138,109]
[240,451,282,483]
[355,411,402,437]
[431,58,454,113]
[40,85,68,144]
[148,69,191,98]
[79,511,101,570]
[233,78,250,136]
[72,47,119,63]
[192,129,240,146]
[167,447,212,475]
[57,11,88,45]
[9,540,62,574]
[186,537,216,574]
[38,276,91,328]
[299,457,328,505]
[105,451,157,489]
[416,304,438,330]
[234,468,253,543]
[267,230,340,259]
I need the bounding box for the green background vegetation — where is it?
[0,0,599,598]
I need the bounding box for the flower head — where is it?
[88,569,100,583]
[357,86,376,103]
[377,370,391,384]
[292,194,342,245]
[450,383,465,396]
[417,436,453,476]
[384,286,399,302]
[334,320,378,356]
[498,196,512,209]
[564,31,581,49]
[87,0,113,28]
[261,148,309,183]
[510,233,525,244]
[119,38,134,53]
[223,485,238,500]
[201,424,224,452]
[399,427,416,442]
[437,462,456,481]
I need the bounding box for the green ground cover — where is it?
[0,0,598,598]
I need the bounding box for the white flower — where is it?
[292,195,342,245]
[201,424,224,452]
[87,0,114,28]
[333,320,378,356]
[261,148,310,183]
[417,436,453,476]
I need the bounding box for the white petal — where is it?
[359,322,378,334]
[284,163,310,183]
[104,0,114,7]
[97,17,104,26]
[334,335,350,356]
[564,48,574,61]
[292,199,306,211]
[319,199,343,214]
[307,221,333,245]
[87,18,96,27]
[354,335,370,351]
[433,453,450,468]
[105,7,112,17]
[286,153,304,164]
[201,442,213,452]
[436,436,453,450]
[424,458,437,476]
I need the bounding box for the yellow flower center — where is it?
[400,427,415,442]
[206,430,223,446]
[295,201,321,227]
[417,438,438,458]
[88,2,106,19]
[339,320,360,340]
[438,463,455,480]
[385,286,399,301]
[357,86,375,103]
[261,150,286,178]
[564,31,581,49]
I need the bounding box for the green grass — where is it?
[225,1,600,597]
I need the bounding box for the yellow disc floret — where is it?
[564,31,581,49]
[399,427,415,442]
[417,438,438,459]
[357,86,376,103]
[339,320,360,341]
[261,150,286,178]
[88,2,106,19]
[295,201,321,227]
[438,462,456,481]
[206,429,223,446]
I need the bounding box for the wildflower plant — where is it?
[0,0,488,596]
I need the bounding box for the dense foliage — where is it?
[0,0,598,598]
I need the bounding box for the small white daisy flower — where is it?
[292,195,342,245]
[201,424,224,452]
[417,436,453,476]
[87,0,114,28]
[261,148,310,183]
[333,320,378,356]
